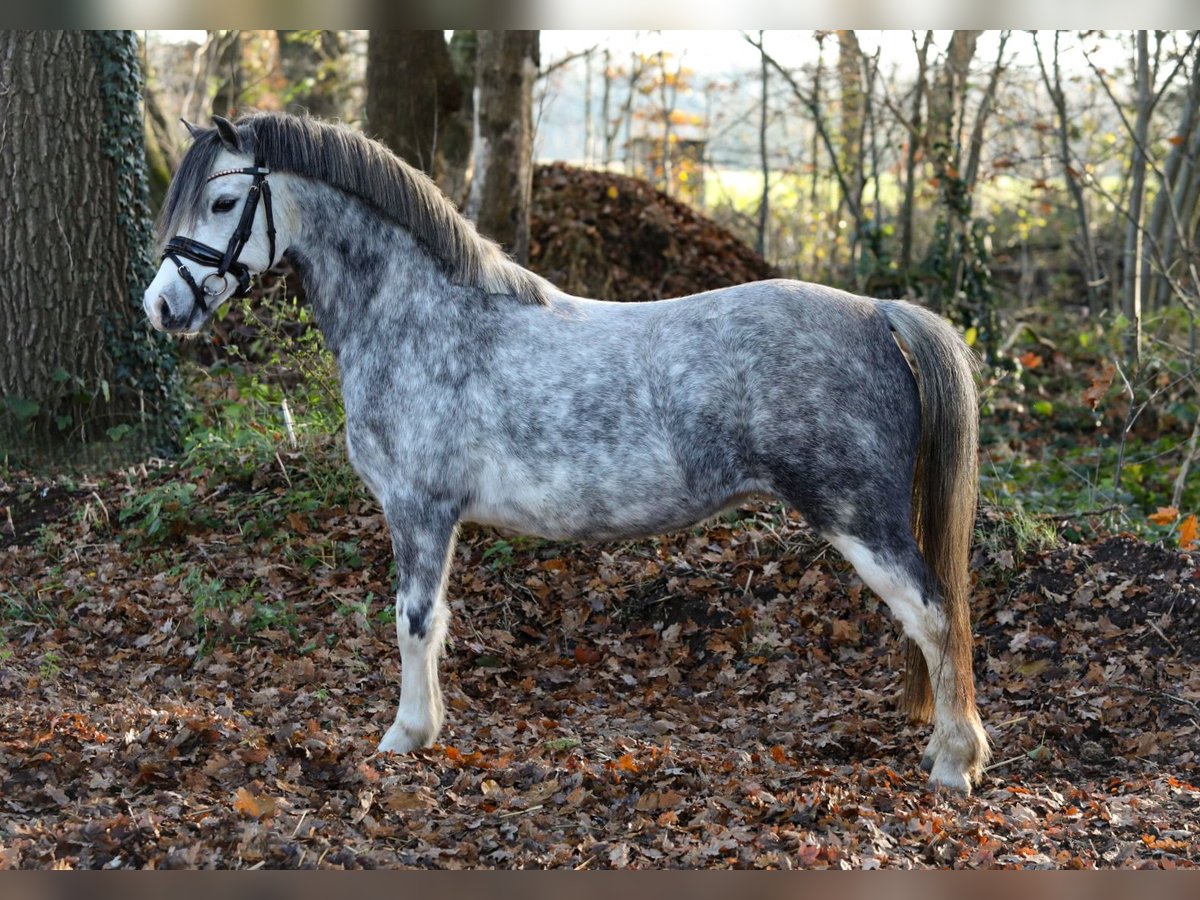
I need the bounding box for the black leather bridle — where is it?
[163,153,276,319]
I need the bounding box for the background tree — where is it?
[748,31,864,284]
[467,30,540,264]
[1081,31,1198,361]
[922,29,982,316]
[366,30,464,185]
[441,31,479,206]
[837,30,866,277]
[209,30,244,118]
[276,30,350,120]
[1149,46,1200,313]
[921,30,1010,357]
[1124,31,1153,362]
[898,31,934,279]
[1034,30,1105,314]
[618,50,648,174]
[0,31,179,468]
[756,32,770,258]
[178,31,239,126]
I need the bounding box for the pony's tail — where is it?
[882,301,980,724]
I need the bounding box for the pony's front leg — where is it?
[377,497,459,755]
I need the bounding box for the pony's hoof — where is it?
[377,720,435,755]
[919,754,935,773]
[928,762,972,794]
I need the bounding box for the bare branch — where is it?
[742,31,862,223]
[539,44,599,80]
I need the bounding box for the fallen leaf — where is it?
[615,753,638,773]
[1082,362,1116,410]
[233,785,276,819]
[1016,659,1050,677]
[1148,507,1179,526]
[384,790,431,812]
[574,645,603,665]
[1179,514,1198,551]
[237,747,270,765]
[830,619,860,644]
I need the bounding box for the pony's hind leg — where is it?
[826,532,989,792]
[376,496,459,755]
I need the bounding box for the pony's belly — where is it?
[464,499,700,542]
[463,461,766,541]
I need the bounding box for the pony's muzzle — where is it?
[155,294,189,331]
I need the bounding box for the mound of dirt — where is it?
[530,163,777,301]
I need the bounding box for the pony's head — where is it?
[143,116,285,335]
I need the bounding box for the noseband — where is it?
[163,153,276,318]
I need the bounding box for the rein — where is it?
[163,153,276,319]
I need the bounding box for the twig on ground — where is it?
[498,804,544,819]
[1120,683,1197,710]
[1035,506,1122,521]
[994,714,1029,729]
[1171,404,1200,510]
[1147,618,1178,654]
[275,451,292,489]
[984,753,1029,773]
[281,398,298,449]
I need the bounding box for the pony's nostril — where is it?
[156,295,174,327]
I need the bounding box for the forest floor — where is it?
[2,164,1198,868]
[0,455,1198,869]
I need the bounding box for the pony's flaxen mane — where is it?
[157,112,550,306]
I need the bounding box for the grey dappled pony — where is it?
[144,112,990,792]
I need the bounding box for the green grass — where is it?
[977,307,1198,545]
[1,587,65,631]
[182,568,298,652]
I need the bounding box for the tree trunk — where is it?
[756,31,769,259]
[210,30,244,118]
[601,48,615,168]
[441,30,478,208]
[366,30,464,183]
[621,50,641,174]
[900,31,933,276]
[837,30,866,277]
[0,31,179,468]
[654,50,678,196]
[143,68,175,212]
[927,30,981,171]
[811,34,826,278]
[1034,30,1103,313]
[751,31,861,283]
[1156,113,1200,309]
[180,31,236,127]
[925,30,981,314]
[1124,30,1151,365]
[864,50,883,229]
[276,30,349,120]
[1147,48,1200,309]
[467,30,539,264]
[962,31,1009,201]
[1175,159,1200,323]
[583,48,594,165]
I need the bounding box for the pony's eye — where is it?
[211,197,238,214]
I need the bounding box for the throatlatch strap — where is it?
[261,178,276,267]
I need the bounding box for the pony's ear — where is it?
[180,118,204,140]
[212,115,242,152]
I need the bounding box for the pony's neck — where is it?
[283,178,452,355]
